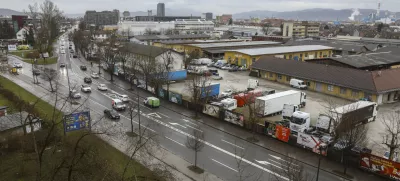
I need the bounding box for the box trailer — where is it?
[199,83,220,99]
[233,89,263,107]
[255,90,306,116]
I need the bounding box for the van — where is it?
[290,79,307,89]
[143,97,160,108]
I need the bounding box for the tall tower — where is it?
[157,3,165,17]
[377,0,381,18]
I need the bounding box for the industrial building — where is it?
[174,19,215,34]
[118,21,175,36]
[130,34,210,44]
[134,16,201,22]
[251,56,400,104]
[153,39,244,52]
[282,21,320,38]
[84,10,120,26]
[224,45,333,67]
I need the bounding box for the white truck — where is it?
[220,98,237,111]
[282,104,300,119]
[247,79,259,90]
[289,111,311,133]
[255,90,307,116]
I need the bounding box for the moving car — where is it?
[97,84,107,91]
[13,62,23,68]
[118,95,129,102]
[112,99,126,111]
[81,84,91,93]
[91,72,99,79]
[61,50,65,54]
[73,55,78,58]
[80,65,87,71]
[143,97,160,108]
[69,90,81,99]
[104,109,120,119]
[60,63,66,68]
[84,77,92,83]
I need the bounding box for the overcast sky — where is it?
[4,0,400,14]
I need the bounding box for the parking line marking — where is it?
[211,158,238,172]
[221,139,244,150]
[165,136,185,147]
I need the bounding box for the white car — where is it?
[61,50,65,54]
[70,90,81,99]
[13,62,23,68]
[118,95,129,102]
[97,84,108,91]
[220,89,233,98]
[81,84,92,93]
[91,72,99,79]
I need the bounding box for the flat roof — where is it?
[154,39,243,45]
[230,45,333,56]
[331,52,400,68]
[188,41,280,49]
[332,101,376,114]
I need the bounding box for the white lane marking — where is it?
[185,124,203,132]
[148,113,162,119]
[165,136,185,147]
[269,154,299,167]
[221,139,244,150]
[211,158,238,172]
[182,119,197,126]
[157,112,170,118]
[255,159,284,170]
[268,159,300,173]
[169,122,187,129]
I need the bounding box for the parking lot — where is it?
[165,68,400,156]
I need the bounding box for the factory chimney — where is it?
[377,0,381,18]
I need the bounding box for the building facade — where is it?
[84,10,120,27]
[202,12,213,21]
[219,14,232,24]
[157,3,165,17]
[118,21,175,36]
[174,19,214,34]
[283,21,320,38]
[135,16,201,22]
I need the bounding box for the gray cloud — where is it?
[3,0,400,15]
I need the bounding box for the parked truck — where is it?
[247,79,259,90]
[255,90,307,116]
[282,104,300,119]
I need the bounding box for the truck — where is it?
[143,97,160,108]
[289,111,311,133]
[255,90,307,116]
[220,98,237,111]
[247,79,259,90]
[234,89,263,107]
[297,132,328,156]
[282,104,300,119]
[198,83,220,99]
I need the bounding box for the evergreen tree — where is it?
[26,27,35,45]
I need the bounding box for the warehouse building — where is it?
[251,56,400,104]
[153,39,244,52]
[224,45,333,68]
[130,34,210,45]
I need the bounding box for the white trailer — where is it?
[255,90,306,116]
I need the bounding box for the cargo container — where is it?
[234,89,263,107]
[255,90,306,116]
[198,83,220,99]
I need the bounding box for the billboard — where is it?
[203,103,220,118]
[275,125,290,142]
[63,111,91,133]
[169,91,182,104]
[8,45,17,51]
[223,110,244,127]
[360,153,400,180]
[297,132,327,156]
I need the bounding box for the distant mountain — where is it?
[233,8,400,21]
[0,8,25,16]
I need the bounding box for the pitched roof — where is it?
[331,52,400,68]
[188,41,280,49]
[230,45,333,56]
[125,43,169,57]
[134,34,210,41]
[372,69,400,93]
[251,57,377,93]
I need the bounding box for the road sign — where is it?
[63,111,91,133]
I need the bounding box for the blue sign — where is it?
[64,111,91,133]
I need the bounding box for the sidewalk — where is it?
[94,63,383,181]
[0,72,223,181]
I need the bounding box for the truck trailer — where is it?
[255,90,306,116]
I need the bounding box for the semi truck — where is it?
[255,90,306,116]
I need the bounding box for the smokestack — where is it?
[377,1,381,17]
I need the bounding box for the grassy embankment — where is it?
[9,50,58,65]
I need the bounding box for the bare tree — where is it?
[184,50,200,69]
[381,111,400,161]
[159,49,176,93]
[262,23,273,35]
[185,129,205,172]
[97,33,121,82]
[41,67,59,92]
[233,141,262,181]
[186,74,212,118]
[125,55,140,90]
[269,154,313,181]
[144,28,153,35]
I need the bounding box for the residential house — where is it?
[0,112,42,144]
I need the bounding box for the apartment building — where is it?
[283,21,320,38]
[84,10,120,27]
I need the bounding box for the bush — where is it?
[26,51,40,59]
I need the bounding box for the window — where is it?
[286,76,291,81]
[327,85,334,92]
[305,53,308,57]
[269,72,273,78]
[289,55,292,59]
[319,52,322,57]
[352,90,359,97]
[277,74,282,80]
[340,87,346,94]
[252,58,256,63]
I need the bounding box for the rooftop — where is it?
[154,39,243,45]
[124,43,169,57]
[285,39,377,52]
[188,41,280,49]
[331,52,400,68]
[251,56,400,93]
[133,34,210,41]
[230,45,333,56]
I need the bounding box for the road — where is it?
[6,36,383,181]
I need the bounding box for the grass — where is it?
[9,50,58,65]
[0,76,162,180]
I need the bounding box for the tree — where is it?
[381,112,400,161]
[159,49,175,94]
[41,67,59,92]
[97,33,120,82]
[255,32,258,36]
[269,155,314,181]
[125,54,140,90]
[164,28,174,35]
[228,18,233,25]
[262,23,272,35]
[185,129,205,172]
[184,50,200,69]
[145,28,153,35]
[26,27,35,46]
[186,74,212,118]
[324,25,329,30]
[377,23,384,33]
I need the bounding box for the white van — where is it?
[290,79,307,89]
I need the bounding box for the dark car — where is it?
[60,63,66,68]
[73,55,78,58]
[80,65,87,71]
[104,109,120,119]
[84,77,92,83]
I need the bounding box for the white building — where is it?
[16,27,29,41]
[375,17,395,24]
[118,21,175,36]
[174,19,214,34]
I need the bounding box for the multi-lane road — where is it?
[6,36,381,181]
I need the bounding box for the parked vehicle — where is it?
[255,90,307,116]
[13,62,23,68]
[282,104,300,119]
[220,98,237,111]
[220,89,233,98]
[290,78,307,89]
[289,111,311,133]
[143,97,160,108]
[198,58,212,65]
[112,99,126,111]
[104,109,120,119]
[297,132,328,155]
[73,55,78,58]
[247,79,259,90]
[234,89,263,107]
[97,84,107,91]
[197,83,220,98]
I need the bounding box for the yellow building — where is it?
[282,21,320,37]
[224,45,333,67]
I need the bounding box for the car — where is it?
[69,90,81,99]
[220,89,233,98]
[110,94,119,99]
[81,84,91,93]
[118,95,129,102]
[32,69,41,75]
[73,55,78,58]
[97,84,107,91]
[61,50,65,54]
[70,49,74,53]
[80,65,87,71]
[91,72,99,79]
[13,62,23,68]
[60,63,66,68]
[69,46,71,49]
[84,77,92,83]
[112,99,126,111]
[104,109,120,119]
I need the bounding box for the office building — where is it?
[282,21,320,38]
[202,12,213,21]
[157,3,165,17]
[219,14,232,24]
[84,10,120,27]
